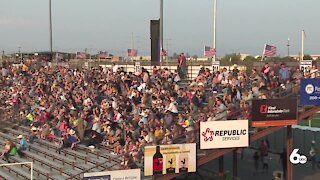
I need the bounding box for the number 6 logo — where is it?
[290,149,307,164]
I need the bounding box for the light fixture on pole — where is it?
[287,38,290,57]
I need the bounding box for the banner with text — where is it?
[300,78,320,106]
[144,143,196,176]
[83,169,140,180]
[200,120,249,149]
[252,99,297,127]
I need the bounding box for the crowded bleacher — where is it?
[0,59,313,170]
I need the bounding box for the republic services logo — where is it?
[202,128,214,142]
[305,84,314,94]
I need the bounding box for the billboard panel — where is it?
[144,143,196,176]
[200,120,249,149]
[300,78,320,106]
[252,99,297,127]
[83,169,140,180]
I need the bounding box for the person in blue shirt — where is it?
[17,135,28,158]
[279,63,291,83]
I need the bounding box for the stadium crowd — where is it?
[0,60,310,168]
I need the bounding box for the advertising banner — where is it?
[83,169,141,180]
[252,99,297,127]
[212,61,220,72]
[144,143,196,176]
[300,78,320,106]
[200,120,249,149]
[300,60,312,75]
[135,61,141,73]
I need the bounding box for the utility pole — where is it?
[160,0,164,65]
[18,47,22,63]
[287,38,290,57]
[213,0,217,62]
[49,0,53,61]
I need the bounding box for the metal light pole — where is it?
[287,38,290,57]
[160,0,164,65]
[49,0,53,61]
[213,0,217,62]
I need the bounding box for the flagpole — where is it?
[301,30,304,61]
[213,0,217,62]
[261,44,266,61]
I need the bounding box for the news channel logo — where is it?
[290,149,307,164]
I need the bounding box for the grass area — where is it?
[299,113,320,127]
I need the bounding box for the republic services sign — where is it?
[200,120,249,149]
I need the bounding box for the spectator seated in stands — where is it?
[0,140,17,163]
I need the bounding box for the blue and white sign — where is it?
[300,78,320,105]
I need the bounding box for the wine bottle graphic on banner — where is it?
[179,153,188,172]
[153,146,163,175]
[166,154,176,174]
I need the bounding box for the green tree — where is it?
[316,56,320,61]
[220,53,241,65]
[243,56,256,62]
[303,54,313,60]
[172,52,179,59]
[192,55,198,59]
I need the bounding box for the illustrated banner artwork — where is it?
[300,78,320,106]
[144,143,196,176]
[212,61,220,72]
[83,169,140,180]
[252,99,297,127]
[200,120,249,149]
[300,60,312,75]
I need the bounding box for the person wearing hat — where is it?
[68,129,80,150]
[29,126,38,145]
[17,135,28,157]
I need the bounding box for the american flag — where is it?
[98,51,108,59]
[55,53,64,61]
[128,49,138,57]
[161,49,168,57]
[77,52,86,59]
[263,44,277,57]
[204,46,216,57]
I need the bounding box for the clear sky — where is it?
[0,0,319,57]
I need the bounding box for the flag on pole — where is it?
[204,46,216,57]
[55,53,64,61]
[263,44,277,57]
[98,51,108,59]
[76,52,86,59]
[128,49,138,57]
[303,30,306,38]
[161,49,168,57]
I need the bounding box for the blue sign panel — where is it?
[300,78,320,105]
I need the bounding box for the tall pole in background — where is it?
[301,30,304,61]
[287,38,290,57]
[160,0,164,65]
[213,0,217,62]
[131,32,135,50]
[49,0,53,61]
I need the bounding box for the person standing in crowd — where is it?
[310,140,319,170]
[178,53,187,79]
[253,150,260,175]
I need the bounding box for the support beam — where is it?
[233,150,238,178]
[219,156,224,177]
[287,125,293,180]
